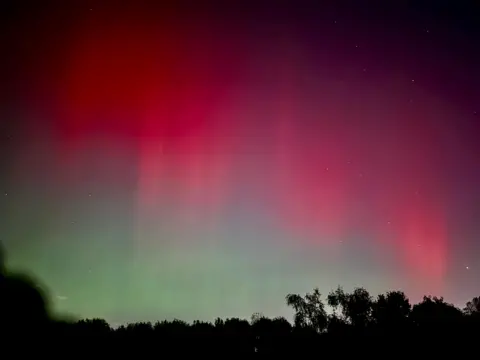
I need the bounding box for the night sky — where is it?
[1,0,479,325]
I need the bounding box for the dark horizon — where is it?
[1,250,479,355]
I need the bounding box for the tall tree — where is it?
[327,286,373,329]
[286,287,328,333]
[464,296,480,315]
[373,291,411,324]
[410,295,463,336]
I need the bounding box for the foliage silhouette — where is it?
[0,244,479,354]
[286,287,328,332]
[327,286,373,330]
[0,244,51,338]
[372,290,411,333]
[464,296,480,315]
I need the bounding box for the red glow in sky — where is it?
[36,4,457,293]
[5,1,480,323]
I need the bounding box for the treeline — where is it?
[49,288,479,354]
[1,245,479,354]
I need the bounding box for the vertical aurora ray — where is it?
[2,1,479,323]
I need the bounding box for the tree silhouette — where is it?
[251,313,292,353]
[463,296,480,339]
[464,296,480,315]
[326,313,349,335]
[372,290,411,333]
[0,244,51,338]
[410,295,464,339]
[221,318,253,354]
[76,318,111,335]
[286,287,328,333]
[327,286,373,330]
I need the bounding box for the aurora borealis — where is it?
[1,1,479,325]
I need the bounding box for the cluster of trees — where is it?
[61,289,480,353]
[0,245,479,354]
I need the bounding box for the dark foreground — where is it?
[0,246,478,355]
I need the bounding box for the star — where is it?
[466,266,470,270]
